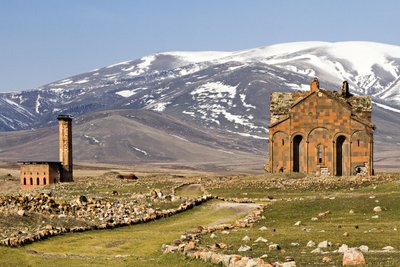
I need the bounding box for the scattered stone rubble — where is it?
[306,240,398,265]
[215,196,255,203]
[202,174,396,193]
[162,205,297,267]
[0,192,213,247]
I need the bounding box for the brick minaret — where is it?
[58,115,73,182]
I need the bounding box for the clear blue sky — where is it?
[0,0,398,92]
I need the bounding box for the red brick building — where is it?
[268,78,374,176]
[20,115,73,190]
[20,162,61,190]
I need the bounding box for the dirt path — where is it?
[0,200,258,267]
[209,202,261,226]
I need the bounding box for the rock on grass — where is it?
[238,245,251,252]
[254,237,268,243]
[343,248,366,266]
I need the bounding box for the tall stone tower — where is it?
[58,115,73,182]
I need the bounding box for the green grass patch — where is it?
[175,184,204,197]
[0,200,244,267]
[200,189,400,266]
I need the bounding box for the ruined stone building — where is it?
[20,115,73,190]
[268,78,374,176]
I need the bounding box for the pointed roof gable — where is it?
[269,79,374,129]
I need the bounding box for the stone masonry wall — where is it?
[269,82,373,176]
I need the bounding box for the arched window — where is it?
[43,178,47,185]
[282,139,285,146]
[30,177,33,185]
[23,177,26,185]
[317,144,323,164]
[357,139,360,147]
[36,177,40,185]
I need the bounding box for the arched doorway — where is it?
[293,135,303,172]
[336,135,346,176]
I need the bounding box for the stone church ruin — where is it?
[19,115,74,190]
[268,78,374,176]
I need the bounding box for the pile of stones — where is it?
[0,191,172,220]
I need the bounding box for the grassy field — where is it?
[200,180,400,266]
[1,165,399,266]
[0,200,254,267]
[174,183,204,197]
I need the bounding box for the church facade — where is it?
[268,78,374,176]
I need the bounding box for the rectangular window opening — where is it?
[318,144,323,164]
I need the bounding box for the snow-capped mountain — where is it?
[1,41,400,138]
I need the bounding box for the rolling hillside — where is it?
[0,41,399,170]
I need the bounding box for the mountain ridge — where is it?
[0,41,400,169]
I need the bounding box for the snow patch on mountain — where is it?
[182,110,195,116]
[239,94,256,109]
[169,134,188,142]
[373,102,400,113]
[232,131,269,140]
[106,60,131,68]
[160,51,231,64]
[327,42,400,76]
[191,82,237,99]
[124,55,157,77]
[116,90,137,98]
[35,94,41,113]
[283,65,316,77]
[220,109,254,127]
[54,79,73,86]
[75,79,90,84]
[285,83,309,91]
[177,64,204,76]
[147,102,170,112]
[3,98,34,117]
[193,101,258,130]
[137,55,156,71]
[49,88,64,94]
[227,64,247,71]
[116,88,145,98]
[131,146,148,155]
[0,115,16,130]
[84,134,101,144]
